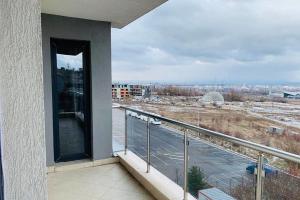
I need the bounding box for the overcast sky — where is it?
[57,53,82,70]
[112,0,300,84]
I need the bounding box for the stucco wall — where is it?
[41,14,112,166]
[0,0,48,199]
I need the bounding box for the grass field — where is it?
[123,101,300,175]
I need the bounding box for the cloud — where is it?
[57,53,82,70]
[112,0,300,84]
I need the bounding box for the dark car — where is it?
[246,162,278,176]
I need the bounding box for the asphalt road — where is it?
[126,116,253,193]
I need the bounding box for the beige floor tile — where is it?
[99,188,155,200]
[48,163,155,200]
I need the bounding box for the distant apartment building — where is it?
[130,84,143,96]
[112,84,130,99]
[112,83,151,99]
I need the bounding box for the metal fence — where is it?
[117,105,300,200]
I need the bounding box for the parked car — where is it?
[127,111,161,125]
[139,115,148,121]
[246,162,278,176]
[127,112,161,125]
[127,111,138,118]
[139,115,161,125]
[149,118,162,125]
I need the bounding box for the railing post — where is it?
[183,129,189,200]
[147,117,151,173]
[125,110,128,155]
[256,152,264,200]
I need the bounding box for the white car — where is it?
[149,118,161,125]
[140,115,161,125]
[127,111,138,118]
[127,112,161,125]
[139,115,148,121]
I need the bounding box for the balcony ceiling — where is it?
[42,0,167,28]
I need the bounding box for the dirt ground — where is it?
[123,101,300,174]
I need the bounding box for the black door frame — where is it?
[51,38,92,162]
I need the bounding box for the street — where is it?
[112,108,300,198]
[126,116,252,193]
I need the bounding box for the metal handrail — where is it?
[115,105,300,200]
[120,105,300,164]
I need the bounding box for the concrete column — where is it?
[0,0,48,199]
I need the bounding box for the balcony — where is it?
[48,162,155,200]
[48,106,300,200]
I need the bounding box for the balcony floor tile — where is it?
[48,163,155,200]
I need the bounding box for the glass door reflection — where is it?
[51,39,91,162]
[57,53,85,157]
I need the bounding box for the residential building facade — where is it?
[112,83,151,99]
[112,83,130,99]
